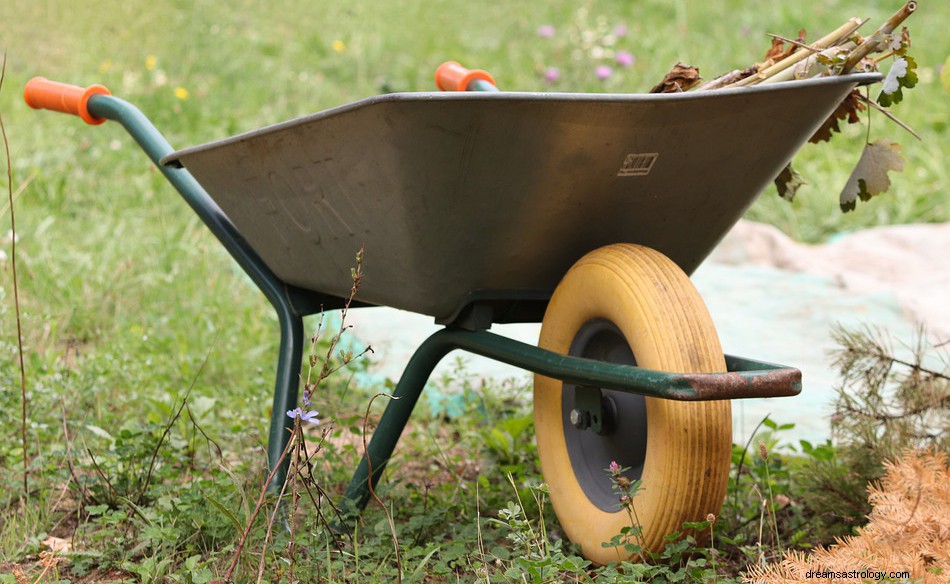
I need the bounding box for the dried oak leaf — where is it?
[764,28,806,64]
[809,88,866,143]
[774,163,806,202]
[650,63,701,93]
[839,140,904,212]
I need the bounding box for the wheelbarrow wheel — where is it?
[534,244,731,564]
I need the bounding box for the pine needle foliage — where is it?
[745,449,950,583]
[799,325,950,539]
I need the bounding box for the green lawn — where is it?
[1,0,947,581]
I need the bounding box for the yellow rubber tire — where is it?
[534,244,731,565]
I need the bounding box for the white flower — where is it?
[882,57,908,95]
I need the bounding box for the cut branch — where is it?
[726,18,866,88]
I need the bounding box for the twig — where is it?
[698,66,756,90]
[362,392,403,583]
[295,426,349,543]
[726,18,866,88]
[185,404,225,460]
[256,424,296,584]
[315,246,368,385]
[855,92,923,141]
[874,50,897,63]
[475,479,485,568]
[138,337,216,502]
[29,551,60,584]
[317,345,374,380]
[732,415,772,513]
[136,396,188,505]
[0,172,36,219]
[856,341,950,382]
[842,2,917,73]
[287,427,302,584]
[85,446,117,501]
[1,49,30,498]
[766,33,824,54]
[223,429,297,582]
[59,398,87,507]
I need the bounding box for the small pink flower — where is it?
[613,24,629,38]
[616,51,635,68]
[609,460,621,475]
[596,65,613,80]
[543,67,560,83]
[537,25,555,38]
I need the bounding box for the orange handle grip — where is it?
[24,77,112,125]
[434,61,496,91]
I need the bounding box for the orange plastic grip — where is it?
[24,77,112,125]
[434,61,496,91]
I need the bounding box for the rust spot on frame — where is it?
[677,368,802,401]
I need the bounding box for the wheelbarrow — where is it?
[24,63,880,563]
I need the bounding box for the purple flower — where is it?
[287,407,320,425]
[613,24,629,38]
[537,25,555,38]
[609,460,621,475]
[543,67,560,83]
[616,50,635,68]
[595,65,613,80]
[302,389,312,407]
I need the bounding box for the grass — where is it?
[1,0,949,581]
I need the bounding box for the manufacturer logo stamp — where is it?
[617,153,659,177]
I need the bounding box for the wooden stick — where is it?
[726,17,866,89]
[766,33,824,54]
[766,2,917,84]
[856,92,923,141]
[698,66,756,90]
[842,1,917,72]
[763,40,856,85]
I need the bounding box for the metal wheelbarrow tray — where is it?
[25,70,879,561]
[163,74,875,325]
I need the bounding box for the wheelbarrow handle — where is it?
[24,77,112,125]
[434,61,498,91]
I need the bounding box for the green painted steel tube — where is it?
[343,331,455,513]
[86,94,304,488]
[468,79,500,92]
[86,95,289,306]
[268,313,304,488]
[430,328,801,401]
[343,327,801,512]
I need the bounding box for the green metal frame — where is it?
[87,95,310,489]
[81,93,801,510]
[340,327,800,511]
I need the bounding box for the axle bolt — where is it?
[569,408,591,430]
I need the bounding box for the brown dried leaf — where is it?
[764,28,806,63]
[774,163,806,202]
[839,140,904,212]
[650,63,701,93]
[809,88,866,143]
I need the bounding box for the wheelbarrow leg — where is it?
[342,330,455,513]
[266,309,305,491]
